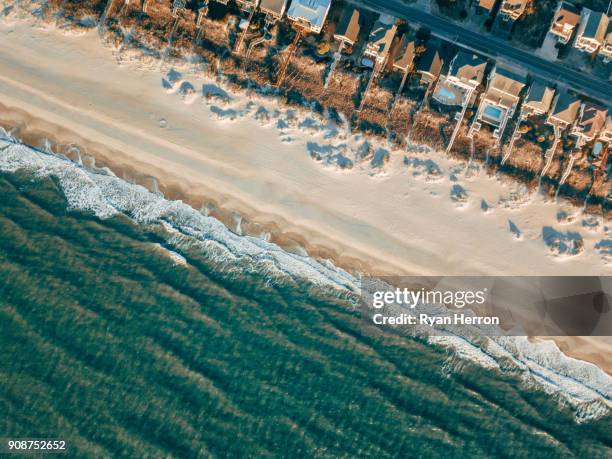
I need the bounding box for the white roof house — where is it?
[286,0,332,34]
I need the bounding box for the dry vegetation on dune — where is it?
[19,0,612,213]
[48,0,108,18]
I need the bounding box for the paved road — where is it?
[358,0,612,103]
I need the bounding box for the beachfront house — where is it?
[574,9,609,53]
[549,2,581,44]
[415,38,445,86]
[599,116,612,143]
[498,0,528,21]
[286,0,332,34]
[471,65,526,138]
[362,14,398,69]
[598,32,612,62]
[392,34,416,74]
[493,0,528,36]
[522,81,555,117]
[571,102,608,142]
[259,0,288,21]
[433,51,487,107]
[547,91,581,130]
[333,8,361,48]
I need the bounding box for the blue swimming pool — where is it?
[593,142,603,156]
[436,86,459,104]
[483,105,503,121]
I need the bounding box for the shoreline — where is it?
[0,101,401,277]
[3,86,612,378]
[0,19,611,375]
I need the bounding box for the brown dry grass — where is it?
[36,1,612,213]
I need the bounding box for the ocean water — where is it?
[0,139,611,457]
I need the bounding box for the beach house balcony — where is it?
[598,32,612,62]
[574,9,609,54]
[571,103,608,142]
[392,34,416,74]
[547,92,581,130]
[470,65,526,138]
[362,14,398,68]
[498,0,528,22]
[549,2,581,44]
[333,8,361,48]
[522,81,555,118]
[286,0,332,34]
[433,52,486,107]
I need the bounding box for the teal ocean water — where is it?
[0,139,611,457]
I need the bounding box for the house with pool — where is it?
[362,14,398,69]
[433,51,487,107]
[469,65,527,139]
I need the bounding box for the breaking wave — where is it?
[0,132,610,422]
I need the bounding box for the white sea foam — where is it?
[0,137,358,293]
[0,137,610,421]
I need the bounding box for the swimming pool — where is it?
[483,104,504,122]
[593,142,603,156]
[435,86,459,105]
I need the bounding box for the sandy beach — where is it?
[0,18,611,374]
